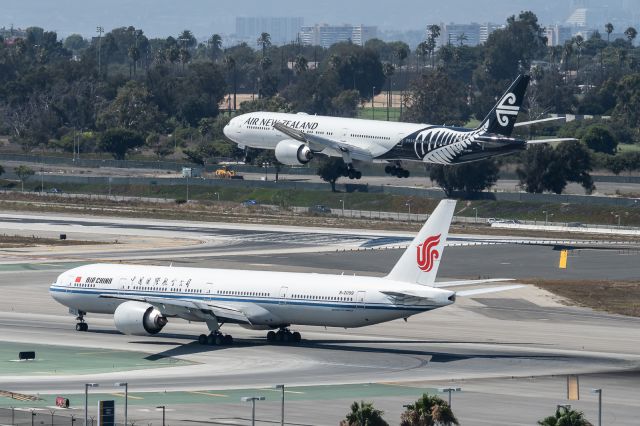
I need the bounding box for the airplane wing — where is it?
[455,284,524,297]
[434,278,515,288]
[526,138,577,145]
[273,122,375,162]
[99,294,251,324]
[514,117,566,127]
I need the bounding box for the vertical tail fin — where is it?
[478,74,530,137]
[385,199,456,286]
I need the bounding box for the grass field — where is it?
[532,280,640,317]
[357,106,403,121]
[618,143,640,153]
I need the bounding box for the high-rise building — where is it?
[479,23,503,44]
[442,23,481,46]
[299,24,377,48]
[235,17,304,45]
[545,24,573,46]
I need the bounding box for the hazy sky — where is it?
[0,0,625,39]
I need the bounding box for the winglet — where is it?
[385,199,456,286]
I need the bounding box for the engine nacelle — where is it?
[114,301,168,336]
[275,139,313,165]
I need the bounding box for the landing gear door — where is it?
[356,291,366,309]
[279,286,288,305]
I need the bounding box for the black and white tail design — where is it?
[478,74,530,137]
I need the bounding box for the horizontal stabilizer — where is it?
[514,117,566,127]
[455,284,524,297]
[434,278,514,288]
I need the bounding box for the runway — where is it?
[1,211,639,425]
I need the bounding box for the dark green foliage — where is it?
[517,142,594,194]
[538,405,593,426]
[341,401,388,426]
[582,125,618,154]
[316,157,348,192]
[99,128,144,160]
[400,393,459,426]
[429,160,499,196]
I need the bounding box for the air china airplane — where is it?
[49,200,521,345]
[223,74,571,179]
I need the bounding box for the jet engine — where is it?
[113,301,168,336]
[275,139,313,165]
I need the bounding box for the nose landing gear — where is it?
[75,313,88,332]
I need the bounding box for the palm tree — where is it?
[257,32,271,57]
[400,393,459,426]
[341,401,388,426]
[456,33,468,47]
[223,56,237,110]
[538,406,593,426]
[605,23,614,42]
[128,45,140,76]
[563,40,574,73]
[382,62,395,121]
[208,34,222,61]
[416,41,429,68]
[574,35,584,80]
[624,27,637,44]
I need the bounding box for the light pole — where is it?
[372,86,376,119]
[339,199,344,216]
[263,162,269,181]
[438,387,461,407]
[406,200,412,221]
[84,383,99,426]
[241,396,265,426]
[156,406,165,426]
[96,26,104,76]
[115,382,128,426]
[543,210,549,226]
[591,388,602,426]
[214,192,220,201]
[274,384,285,426]
[40,167,44,193]
[473,207,478,224]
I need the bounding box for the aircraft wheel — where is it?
[355,171,362,179]
[385,165,393,174]
[207,335,216,345]
[402,169,410,178]
[215,335,224,346]
[223,335,233,345]
[75,323,83,332]
[275,331,285,342]
[198,334,208,345]
[347,170,355,179]
[267,331,276,342]
[292,332,301,343]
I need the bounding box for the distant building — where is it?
[479,23,503,44]
[235,17,304,45]
[299,24,377,48]
[436,22,500,47]
[545,24,573,46]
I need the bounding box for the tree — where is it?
[404,69,470,126]
[63,34,88,52]
[257,32,271,57]
[294,55,308,74]
[538,405,593,426]
[517,142,594,194]
[208,34,222,61]
[400,393,459,426]
[97,81,164,134]
[340,401,388,426]
[145,133,173,159]
[0,165,4,177]
[14,165,35,192]
[582,125,617,154]
[317,157,348,192]
[605,23,614,42]
[331,90,361,117]
[612,74,640,142]
[624,27,637,44]
[99,128,145,160]
[429,160,499,196]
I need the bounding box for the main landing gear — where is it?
[198,331,234,346]
[385,163,410,178]
[75,313,88,332]
[266,328,302,344]
[343,165,362,180]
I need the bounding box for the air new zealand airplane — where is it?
[223,74,571,179]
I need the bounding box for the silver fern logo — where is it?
[495,92,519,126]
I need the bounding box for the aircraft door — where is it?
[279,286,288,305]
[356,291,366,309]
[118,278,128,296]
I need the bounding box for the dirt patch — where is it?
[0,234,105,248]
[526,279,640,317]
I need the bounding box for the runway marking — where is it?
[258,388,306,394]
[111,392,144,400]
[189,391,228,398]
[248,263,275,267]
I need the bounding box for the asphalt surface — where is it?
[0,212,639,425]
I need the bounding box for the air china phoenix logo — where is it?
[495,92,519,126]
[416,234,441,272]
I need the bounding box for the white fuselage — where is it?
[50,264,454,329]
[223,112,425,157]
